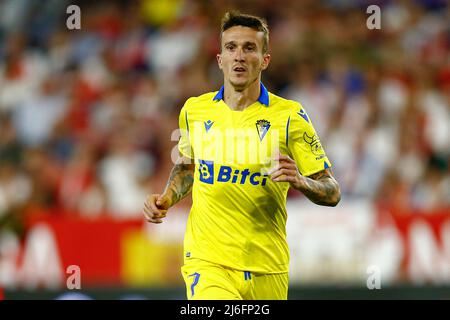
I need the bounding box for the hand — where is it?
[143,194,171,224]
[268,154,305,189]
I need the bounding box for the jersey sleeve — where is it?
[287,103,332,177]
[178,99,194,159]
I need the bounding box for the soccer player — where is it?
[143,11,340,300]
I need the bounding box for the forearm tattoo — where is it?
[163,161,194,206]
[299,169,341,207]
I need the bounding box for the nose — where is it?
[234,47,245,62]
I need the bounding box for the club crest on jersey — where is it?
[256,119,271,141]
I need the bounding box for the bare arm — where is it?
[162,156,195,208]
[143,156,194,223]
[295,169,341,207]
[269,155,341,207]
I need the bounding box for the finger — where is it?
[270,169,297,180]
[145,198,166,216]
[146,217,163,224]
[267,164,281,176]
[143,208,167,223]
[156,196,171,210]
[144,212,166,221]
[153,212,167,219]
[144,201,167,215]
[143,206,166,223]
[270,168,297,179]
[143,203,159,218]
[142,209,153,220]
[272,174,297,183]
[143,207,158,221]
[268,162,297,175]
[277,154,295,163]
[271,154,295,165]
[143,206,164,222]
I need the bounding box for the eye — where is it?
[225,44,235,51]
[245,45,256,52]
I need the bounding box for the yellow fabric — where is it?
[178,86,331,274]
[181,258,288,300]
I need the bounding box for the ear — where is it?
[216,53,223,70]
[261,53,271,71]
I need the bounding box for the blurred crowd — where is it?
[0,0,449,235]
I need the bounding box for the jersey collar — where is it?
[213,82,269,106]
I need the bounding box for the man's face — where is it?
[217,26,270,91]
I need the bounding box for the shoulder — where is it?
[268,92,315,129]
[268,92,306,113]
[182,91,217,111]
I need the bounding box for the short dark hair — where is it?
[220,11,269,53]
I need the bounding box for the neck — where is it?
[223,78,260,111]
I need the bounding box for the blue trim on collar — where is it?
[213,86,224,101]
[258,82,269,106]
[213,82,269,106]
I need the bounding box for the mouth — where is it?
[233,66,247,73]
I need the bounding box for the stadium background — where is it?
[0,0,449,299]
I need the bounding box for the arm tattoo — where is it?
[163,160,195,207]
[298,169,341,207]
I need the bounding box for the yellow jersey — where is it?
[178,83,331,274]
